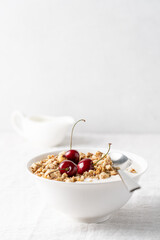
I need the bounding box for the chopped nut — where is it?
[58,151,66,163]
[47,155,54,159]
[80,175,85,181]
[30,163,41,172]
[86,152,93,158]
[50,172,57,179]
[92,155,98,160]
[105,165,112,170]
[65,178,72,182]
[44,169,56,176]
[130,168,137,173]
[61,173,68,180]
[95,167,101,174]
[48,163,54,169]
[79,152,86,160]
[99,172,110,179]
[95,151,103,157]
[110,170,117,175]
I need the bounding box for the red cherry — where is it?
[65,150,79,164]
[77,158,94,175]
[59,160,77,177]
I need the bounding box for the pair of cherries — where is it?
[59,119,111,177]
[59,150,94,177]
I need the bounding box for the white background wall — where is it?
[0,0,160,133]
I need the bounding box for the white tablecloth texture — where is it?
[0,132,159,240]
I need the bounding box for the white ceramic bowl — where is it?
[27,148,147,223]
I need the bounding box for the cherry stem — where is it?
[94,143,112,165]
[61,168,69,171]
[70,119,86,150]
[58,167,69,172]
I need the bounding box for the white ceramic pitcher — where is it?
[11,111,74,147]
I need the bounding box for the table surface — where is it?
[0,132,159,240]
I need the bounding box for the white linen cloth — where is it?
[0,132,159,240]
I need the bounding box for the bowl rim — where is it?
[27,147,148,185]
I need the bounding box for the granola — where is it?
[30,151,119,182]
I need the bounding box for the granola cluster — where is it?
[30,151,119,182]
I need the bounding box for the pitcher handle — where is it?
[11,111,25,137]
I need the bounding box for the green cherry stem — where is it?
[58,167,69,171]
[61,168,69,171]
[70,119,86,150]
[94,143,112,165]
